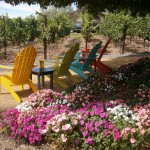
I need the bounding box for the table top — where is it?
[32,67,55,75]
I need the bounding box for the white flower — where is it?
[108,103,138,124]
[16,101,32,112]
[110,101,114,104]
[128,110,133,114]
[114,116,118,119]
[118,112,123,117]
[124,117,129,120]
[63,99,67,104]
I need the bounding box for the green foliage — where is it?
[67,57,150,108]
[101,12,150,51]
[81,11,94,49]
[24,16,40,42]
[101,12,128,42]
[45,12,72,44]
[36,11,72,59]
[12,17,26,45]
[0,15,40,47]
[0,11,72,60]
[37,12,72,45]
[0,15,9,47]
[4,0,150,16]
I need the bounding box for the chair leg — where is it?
[67,72,80,83]
[20,85,24,91]
[54,76,68,89]
[0,76,1,94]
[96,62,111,74]
[1,80,21,103]
[28,80,38,92]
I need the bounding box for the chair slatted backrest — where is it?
[97,37,111,62]
[12,45,37,84]
[57,43,79,76]
[82,42,102,70]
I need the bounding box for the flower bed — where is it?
[0,57,150,149]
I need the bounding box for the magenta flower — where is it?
[83,131,88,137]
[90,111,95,116]
[85,136,93,144]
[80,120,84,125]
[100,113,106,118]
[104,129,110,137]
[113,128,121,141]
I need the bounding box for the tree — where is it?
[0,15,8,59]
[24,16,39,42]
[36,8,72,59]
[81,11,93,49]
[36,10,48,59]
[4,0,150,16]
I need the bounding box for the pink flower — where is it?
[61,134,67,142]
[99,120,103,125]
[100,113,105,118]
[62,124,72,131]
[90,111,95,116]
[57,117,63,123]
[130,128,136,133]
[73,119,78,125]
[95,127,99,133]
[86,123,94,132]
[113,128,121,141]
[77,114,81,119]
[83,131,88,137]
[104,129,110,137]
[130,138,136,143]
[95,121,100,127]
[38,128,48,134]
[80,120,84,125]
[52,126,60,132]
[140,129,145,135]
[85,136,93,144]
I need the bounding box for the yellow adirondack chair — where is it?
[40,43,80,89]
[0,45,37,103]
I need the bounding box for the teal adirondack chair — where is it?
[70,41,102,78]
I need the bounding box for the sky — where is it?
[0,1,41,18]
[0,1,77,18]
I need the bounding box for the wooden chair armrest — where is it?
[0,65,13,70]
[39,59,63,68]
[55,55,64,59]
[39,59,62,63]
[40,59,56,63]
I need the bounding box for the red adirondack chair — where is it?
[95,37,112,74]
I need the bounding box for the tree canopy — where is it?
[4,0,150,16]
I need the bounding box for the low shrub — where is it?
[0,57,149,149]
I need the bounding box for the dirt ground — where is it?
[0,34,150,149]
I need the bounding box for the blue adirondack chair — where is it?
[70,41,102,78]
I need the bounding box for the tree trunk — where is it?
[4,46,7,59]
[43,38,47,59]
[121,21,127,54]
[85,39,88,49]
[43,14,48,59]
